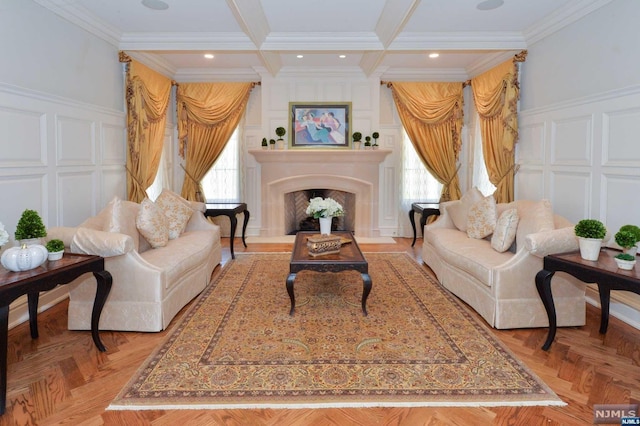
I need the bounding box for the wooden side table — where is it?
[409,202,440,247]
[535,249,639,350]
[204,203,250,259]
[0,253,112,414]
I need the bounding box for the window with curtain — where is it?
[401,130,442,207]
[201,128,240,202]
[471,116,497,197]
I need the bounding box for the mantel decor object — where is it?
[306,234,342,257]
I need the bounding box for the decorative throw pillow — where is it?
[136,198,169,248]
[448,187,484,232]
[106,196,140,252]
[155,189,193,239]
[466,195,497,239]
[515,199,555,249]
[491,208,519,252]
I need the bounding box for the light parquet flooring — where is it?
[1,238,639,425]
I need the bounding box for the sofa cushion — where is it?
[491,208,519,252]
[448,187,483,232]
[106,197,141,252]
[515,199,555,249]
[466,195,497,239]
[141,228,218,290]
[427,228,514,287]
[136,198,169,248]
[155,189,194,240]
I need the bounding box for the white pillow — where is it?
[491,208,519,252]
[136,198,169,248]
[466,196,497,239]
[155,189,193,239]
[448,187,484,232]
[515,199,555,249]
[106,197,140,252]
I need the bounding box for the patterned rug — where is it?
[109,253,564,410]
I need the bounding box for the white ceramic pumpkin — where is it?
[1,243,48,272]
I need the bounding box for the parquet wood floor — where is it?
[1,238,638,425]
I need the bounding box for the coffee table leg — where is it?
[361,273,372,316]
[597,284,611,334]
[535,269,557,350]
[241,210,249,248]
[286,273,296,315]
[409,209,417,247]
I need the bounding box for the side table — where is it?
[205,203,250,259]
[409,202,440,247]
[535,249,639,350]
[0,253,112,415]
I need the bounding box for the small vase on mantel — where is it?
[319,217,332,235]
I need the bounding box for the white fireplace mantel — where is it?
[249,149,392,237]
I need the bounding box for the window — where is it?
[201,128,240,202]
[401,130,442,205]
[471,116,496,196]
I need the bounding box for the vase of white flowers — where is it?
[305,197,344,235]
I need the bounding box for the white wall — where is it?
[0,0,126,328]
[517,0,640,329]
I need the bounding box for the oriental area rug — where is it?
[109,253,564,410]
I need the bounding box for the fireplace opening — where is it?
[284,189,356,235]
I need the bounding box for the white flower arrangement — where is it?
[305,197,344,219]
[0,222,9,247]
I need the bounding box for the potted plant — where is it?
[616,224,640,255]
[45,238,65,261]
[372,131,379,149]
[15,209,47,244]
[275,127,286,150]
[261,137,268,150]
[352,132,362,150]
[574,219,606,261]
[269,138,276,150]
[614,252,636,270]
[364,136,372,150]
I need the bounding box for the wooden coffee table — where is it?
[286,231,371,316]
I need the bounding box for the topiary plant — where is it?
[261,137,268,147]
[45,239,64,252]
[352,132,362,142]
[615,253,635,261]
[372,131,379,146]
[574,219,606,240]
[364,136,371,146]
[15,209,47,240]
[619,224,640,244]
[275,127,286,140]
[615,230,637,250]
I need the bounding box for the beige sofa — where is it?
[422,189,586,329]
[49,193,221,332]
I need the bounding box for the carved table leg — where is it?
[535,269,557,350]
[361,273,372,316]
[286,273,296,315]
[91,270,112,352]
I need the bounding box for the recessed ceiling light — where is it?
[141,0,169,10]
[429,53,439,58]
[204,53,214,59]
[476,0,504,11]
[339,55,346,59]
[296,55,304,59]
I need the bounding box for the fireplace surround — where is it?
[249,149,392,237]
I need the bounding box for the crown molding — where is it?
[524,0,614,45]
[119,32,256,51]
[173,68,261,82]
[379,67,469,82]
[262,32,384,51]
[465,50,520,77]
[33,0,121,47]
[125,52,177,78]
[389,32,526,50]
[275,66,368,79]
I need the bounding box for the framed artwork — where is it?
[289,102,351,148]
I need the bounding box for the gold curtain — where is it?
[177,82,255,202]
[121,55,172,202]
[389,82,464,202]
[471,52,526,203]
